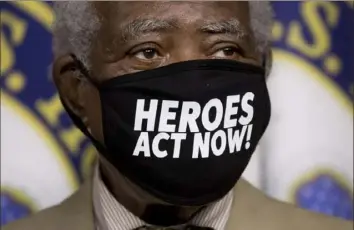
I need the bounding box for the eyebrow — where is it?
[119,18,246,42]
[198,19,245,38]
[120,18,179,41]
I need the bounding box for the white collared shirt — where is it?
[92,168,233,230]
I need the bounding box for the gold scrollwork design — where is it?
[1,10,28,76]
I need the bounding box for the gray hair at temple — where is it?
[52,2,274,71]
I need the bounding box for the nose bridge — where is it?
[169,34,204,64]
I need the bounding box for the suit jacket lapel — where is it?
[57,177,96,230]
[225,178,269,230]
[225,178,354,230]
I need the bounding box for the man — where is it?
[3,2,353,230]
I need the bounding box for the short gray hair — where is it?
[53,2,273,69]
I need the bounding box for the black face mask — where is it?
[61,58,271,207]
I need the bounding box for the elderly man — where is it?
[4,2,353,230]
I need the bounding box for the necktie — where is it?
[133,225,214,230]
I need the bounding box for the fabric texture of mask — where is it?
[61,59,271,207]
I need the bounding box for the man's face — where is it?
[54,1,261,145]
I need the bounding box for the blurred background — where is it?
[0,1,353,226]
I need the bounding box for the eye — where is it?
[133,48,160,61]
[212,47,240,58]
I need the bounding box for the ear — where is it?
[52,54,88,125]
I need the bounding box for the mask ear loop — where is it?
[262,54,266,68]
[262,49,272,78]
[69,54,100,88]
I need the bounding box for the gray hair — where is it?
[53,2,273,69]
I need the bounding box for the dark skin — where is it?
[53,1,264,225]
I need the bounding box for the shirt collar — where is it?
[92,166,233,230]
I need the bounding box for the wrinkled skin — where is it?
[53,1,264,224]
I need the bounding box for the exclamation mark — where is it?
[245,124,253,150]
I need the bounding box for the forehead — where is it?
[94,1,250,28]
